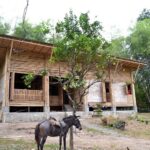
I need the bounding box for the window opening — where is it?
[10,106,44,112]
[15,73,42,90]
[49,77,59,96]
[63,90,69,104]
[127,84,132,95]
[50,106,63,111]
[105,82,111,102]
[116,106,133,111]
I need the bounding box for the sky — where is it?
[0,0,150,39]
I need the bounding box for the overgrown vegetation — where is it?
[101,116,126,130]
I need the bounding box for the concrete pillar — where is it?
[2,106,9,113]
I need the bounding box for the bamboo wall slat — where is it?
[50,96,63,106]
[14,89,43,101]
[9,51,135,108]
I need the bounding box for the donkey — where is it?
[35,115,82,150]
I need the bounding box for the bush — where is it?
[101,116,126,130]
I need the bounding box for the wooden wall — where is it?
[9,51,67,107]
[9,50,135,108]
[10,51,69,76]
[0,49,8,107]
[86,67,134,107]
[10,51,46,73]
[0,59,5,103]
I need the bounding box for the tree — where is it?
[53,10,110,149]
[106,36,129,58]
[13,20,53,42]
[127,18,150,109]
[137,9,150,21]
[54,10,109,113]
[0,17,11,35]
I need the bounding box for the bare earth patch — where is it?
[0,114,150,150]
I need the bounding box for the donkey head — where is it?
[73,115,82,130]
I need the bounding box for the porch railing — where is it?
[13,89,43,101]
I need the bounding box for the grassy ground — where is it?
[87,113,150,140]
[0,113,150,150]
[0,138,59,150]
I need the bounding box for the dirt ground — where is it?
[0,115,150,150]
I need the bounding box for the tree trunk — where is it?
[69,126,74,150]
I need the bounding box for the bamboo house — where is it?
[0,35,144,122]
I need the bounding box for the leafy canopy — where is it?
[13,20,53,42]
[127,13,150,105]
[0,17,10,35]
[53,10,109,105]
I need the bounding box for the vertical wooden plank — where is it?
[5,50,9,106]
[4,40,13,110]
[110,81,116,114]
[43,75,49,107]
[10,72,15,101]
[101,82,106,102]
[59,84,63,108]
[131,72,137,112]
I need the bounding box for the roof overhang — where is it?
[0,35,53,56]
[115,57,146,70]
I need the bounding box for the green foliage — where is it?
[137,9,150,21]
[0,17,11,35]
[13,20,53,42]
[127,19,150,58]
[127,18,150,108]
[106,36,129,58]
[94,104,103,117]
[101,116,126,130]
[53,10,109,112]
[0,138,59,150]
[22,73,35,88]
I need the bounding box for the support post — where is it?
[102,82,106,102]
[2,49,10,122]
[131,73,137,113]
[110,82,116,115]
[43,75,50,113]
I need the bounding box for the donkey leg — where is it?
[37,137,41,150]
[59,135,62,150]
[63,135,67,150]
[40,136,47,150]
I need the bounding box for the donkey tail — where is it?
[35,124,40,145]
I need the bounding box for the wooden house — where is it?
[0,35,144,122]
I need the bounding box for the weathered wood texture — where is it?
[13,89,43,101]
[0,59,5,103]
[8,50,136,108]
[10,51,46,73]
[10,89,44,106]
[43,75,49,107]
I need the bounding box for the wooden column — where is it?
[131,73,137,113]
[110,82,116,115]
[3,50,10,111]
[102,82,106,102]
[4,40,13,110]
[43,75,50,112]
